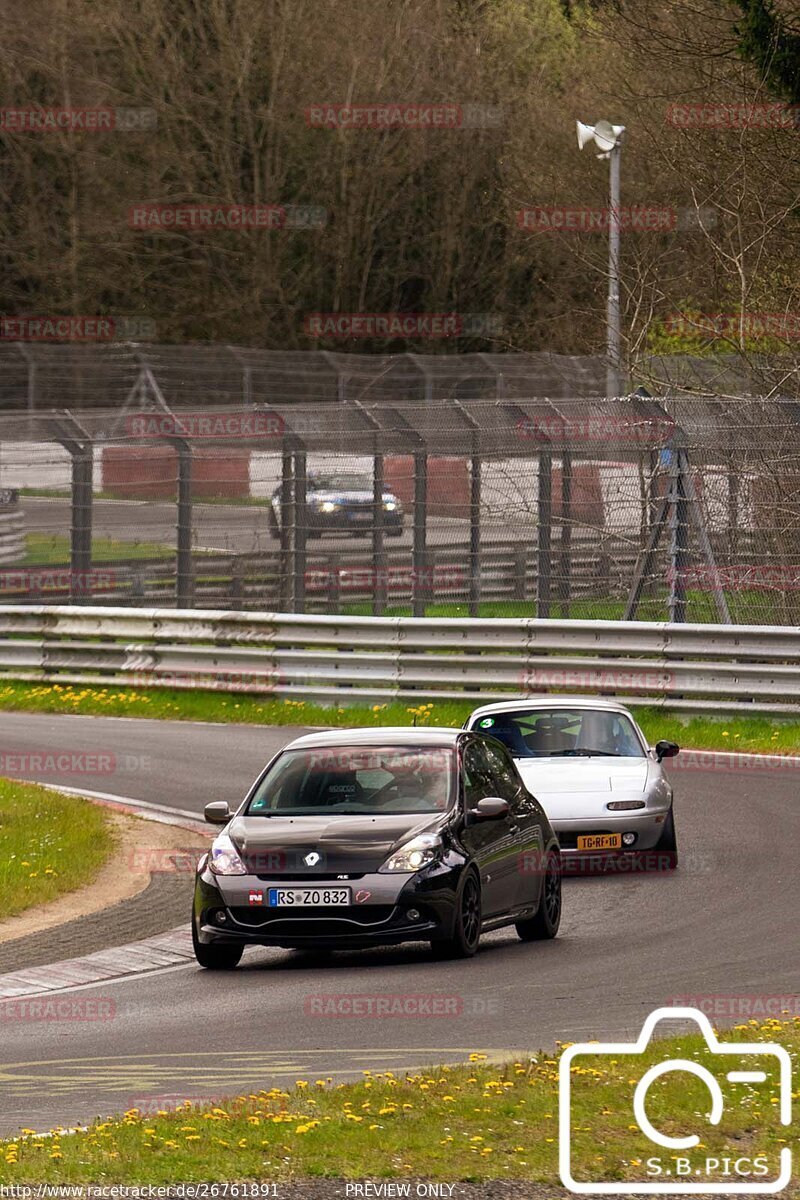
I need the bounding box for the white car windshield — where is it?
[310,475,372,492]
[474,709,645,758]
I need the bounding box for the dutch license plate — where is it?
[267,887,351,906]
[577,834,622,852]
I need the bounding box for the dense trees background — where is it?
[0,0,797,367]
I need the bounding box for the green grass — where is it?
[2,1019,795,1183]
[23,533,174,565]
[341,592,794,623]
[0,778,116,920]
[0,682,798,755]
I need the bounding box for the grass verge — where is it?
[340,592,797,623]
[23,533,174,564]
[0,682,799,755]
[2,1019,796,1184]
[0,777,116,920]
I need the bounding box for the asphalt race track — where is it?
[21,496,524,554]
[0,712,797,1135]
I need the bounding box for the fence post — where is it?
[165,436,194,608]
[279,448,294,610]
[512,543,527,601]
[469,436,481,617]
[537,450,552,618]
[293,447,307,614]
[412,449,428,617]
[373,444,387,616]
[668,444,689,623]
[558,449,572,616]
[47,416,94,604]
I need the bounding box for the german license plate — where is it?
[267,887,351,906]
[577,834,622,851]
[351,512,372,520]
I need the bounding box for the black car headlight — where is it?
[379,834,442,874]
[209,833,247,876]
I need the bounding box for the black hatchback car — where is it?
[268,472,404,539]
[193,727,562,967]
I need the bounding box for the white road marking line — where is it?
[0,929,195,999]
[30,781,204,824]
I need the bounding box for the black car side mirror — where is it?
[470,796,511,821]
[654,740,680,762]
[204,801,232,825]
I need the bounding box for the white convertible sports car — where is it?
[463,697,680,866]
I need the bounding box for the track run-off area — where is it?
[0,711,796,1135]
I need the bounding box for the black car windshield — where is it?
[473,709,645,758]
[246,745,455,815]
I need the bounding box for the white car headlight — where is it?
[318,500,338,513]
[209,833,247,876]
[380,833,442,874]
[383,501,398,511]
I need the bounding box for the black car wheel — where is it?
[653,807,678,868]
[431,870,482,959]
[192,919,243,970]
[515,851,561,941]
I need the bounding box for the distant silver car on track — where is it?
[464,697,680,866]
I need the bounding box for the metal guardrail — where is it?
[0,490,25,565]
[0,537,641,608]
[0,605,798,713]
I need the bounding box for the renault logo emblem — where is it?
[304,851,321,867]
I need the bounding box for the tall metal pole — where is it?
[607,142,622,399]
[169,437,193,609]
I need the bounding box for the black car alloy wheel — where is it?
[515,851,561,941]
[431,870,482,959]
[543,853,561,926]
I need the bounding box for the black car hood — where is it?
[227,811,447,876]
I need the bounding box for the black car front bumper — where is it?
[193,860,463,949]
